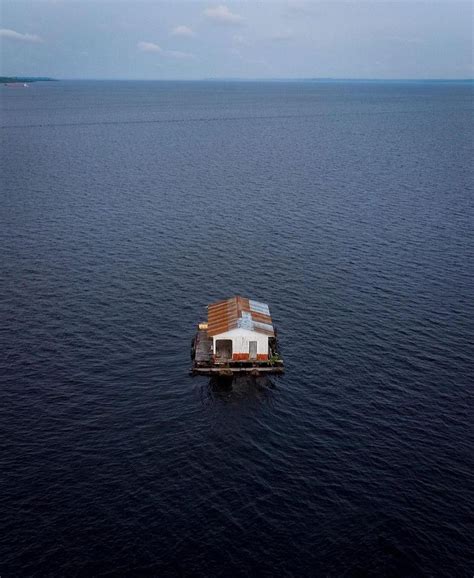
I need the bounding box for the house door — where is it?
[215,339,233,360]
[249,341,257,360]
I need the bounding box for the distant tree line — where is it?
[1,77,57,83]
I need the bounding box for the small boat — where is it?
[191,296,284,376]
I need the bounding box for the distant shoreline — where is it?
[2,77,472,84]
[1,77,57,84]
[51,77,473,83]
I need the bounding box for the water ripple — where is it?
[1,80,473,577]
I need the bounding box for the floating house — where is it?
[191,296,284,375]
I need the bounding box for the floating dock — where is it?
[191,296,284,376]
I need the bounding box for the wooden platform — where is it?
[192,366,284,376]
[193,329,212,363]
[191,330,284,376]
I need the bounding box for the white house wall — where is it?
[212,328,269,356]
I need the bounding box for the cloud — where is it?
[167,50,196,60]
[137,41,162,53]
[204,5,243,25]
[0,28,43,43]
[171,25,195,38]
[269,31,293,42]
[137,42,196,61]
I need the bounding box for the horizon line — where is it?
[18,76,474,82]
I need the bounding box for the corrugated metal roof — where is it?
[207,296,275,337]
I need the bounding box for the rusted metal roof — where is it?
[207,296,274,337]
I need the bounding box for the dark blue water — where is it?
[1,81,473,576]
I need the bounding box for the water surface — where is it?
[1,80,473,576]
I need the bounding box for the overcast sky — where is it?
[1,1,472,79]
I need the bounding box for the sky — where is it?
[1,1,472,79]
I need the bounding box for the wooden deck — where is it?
[194,330,212,362]
[192,366,284,375]
[191,330,284,376]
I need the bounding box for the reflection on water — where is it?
[206,374,277,403]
